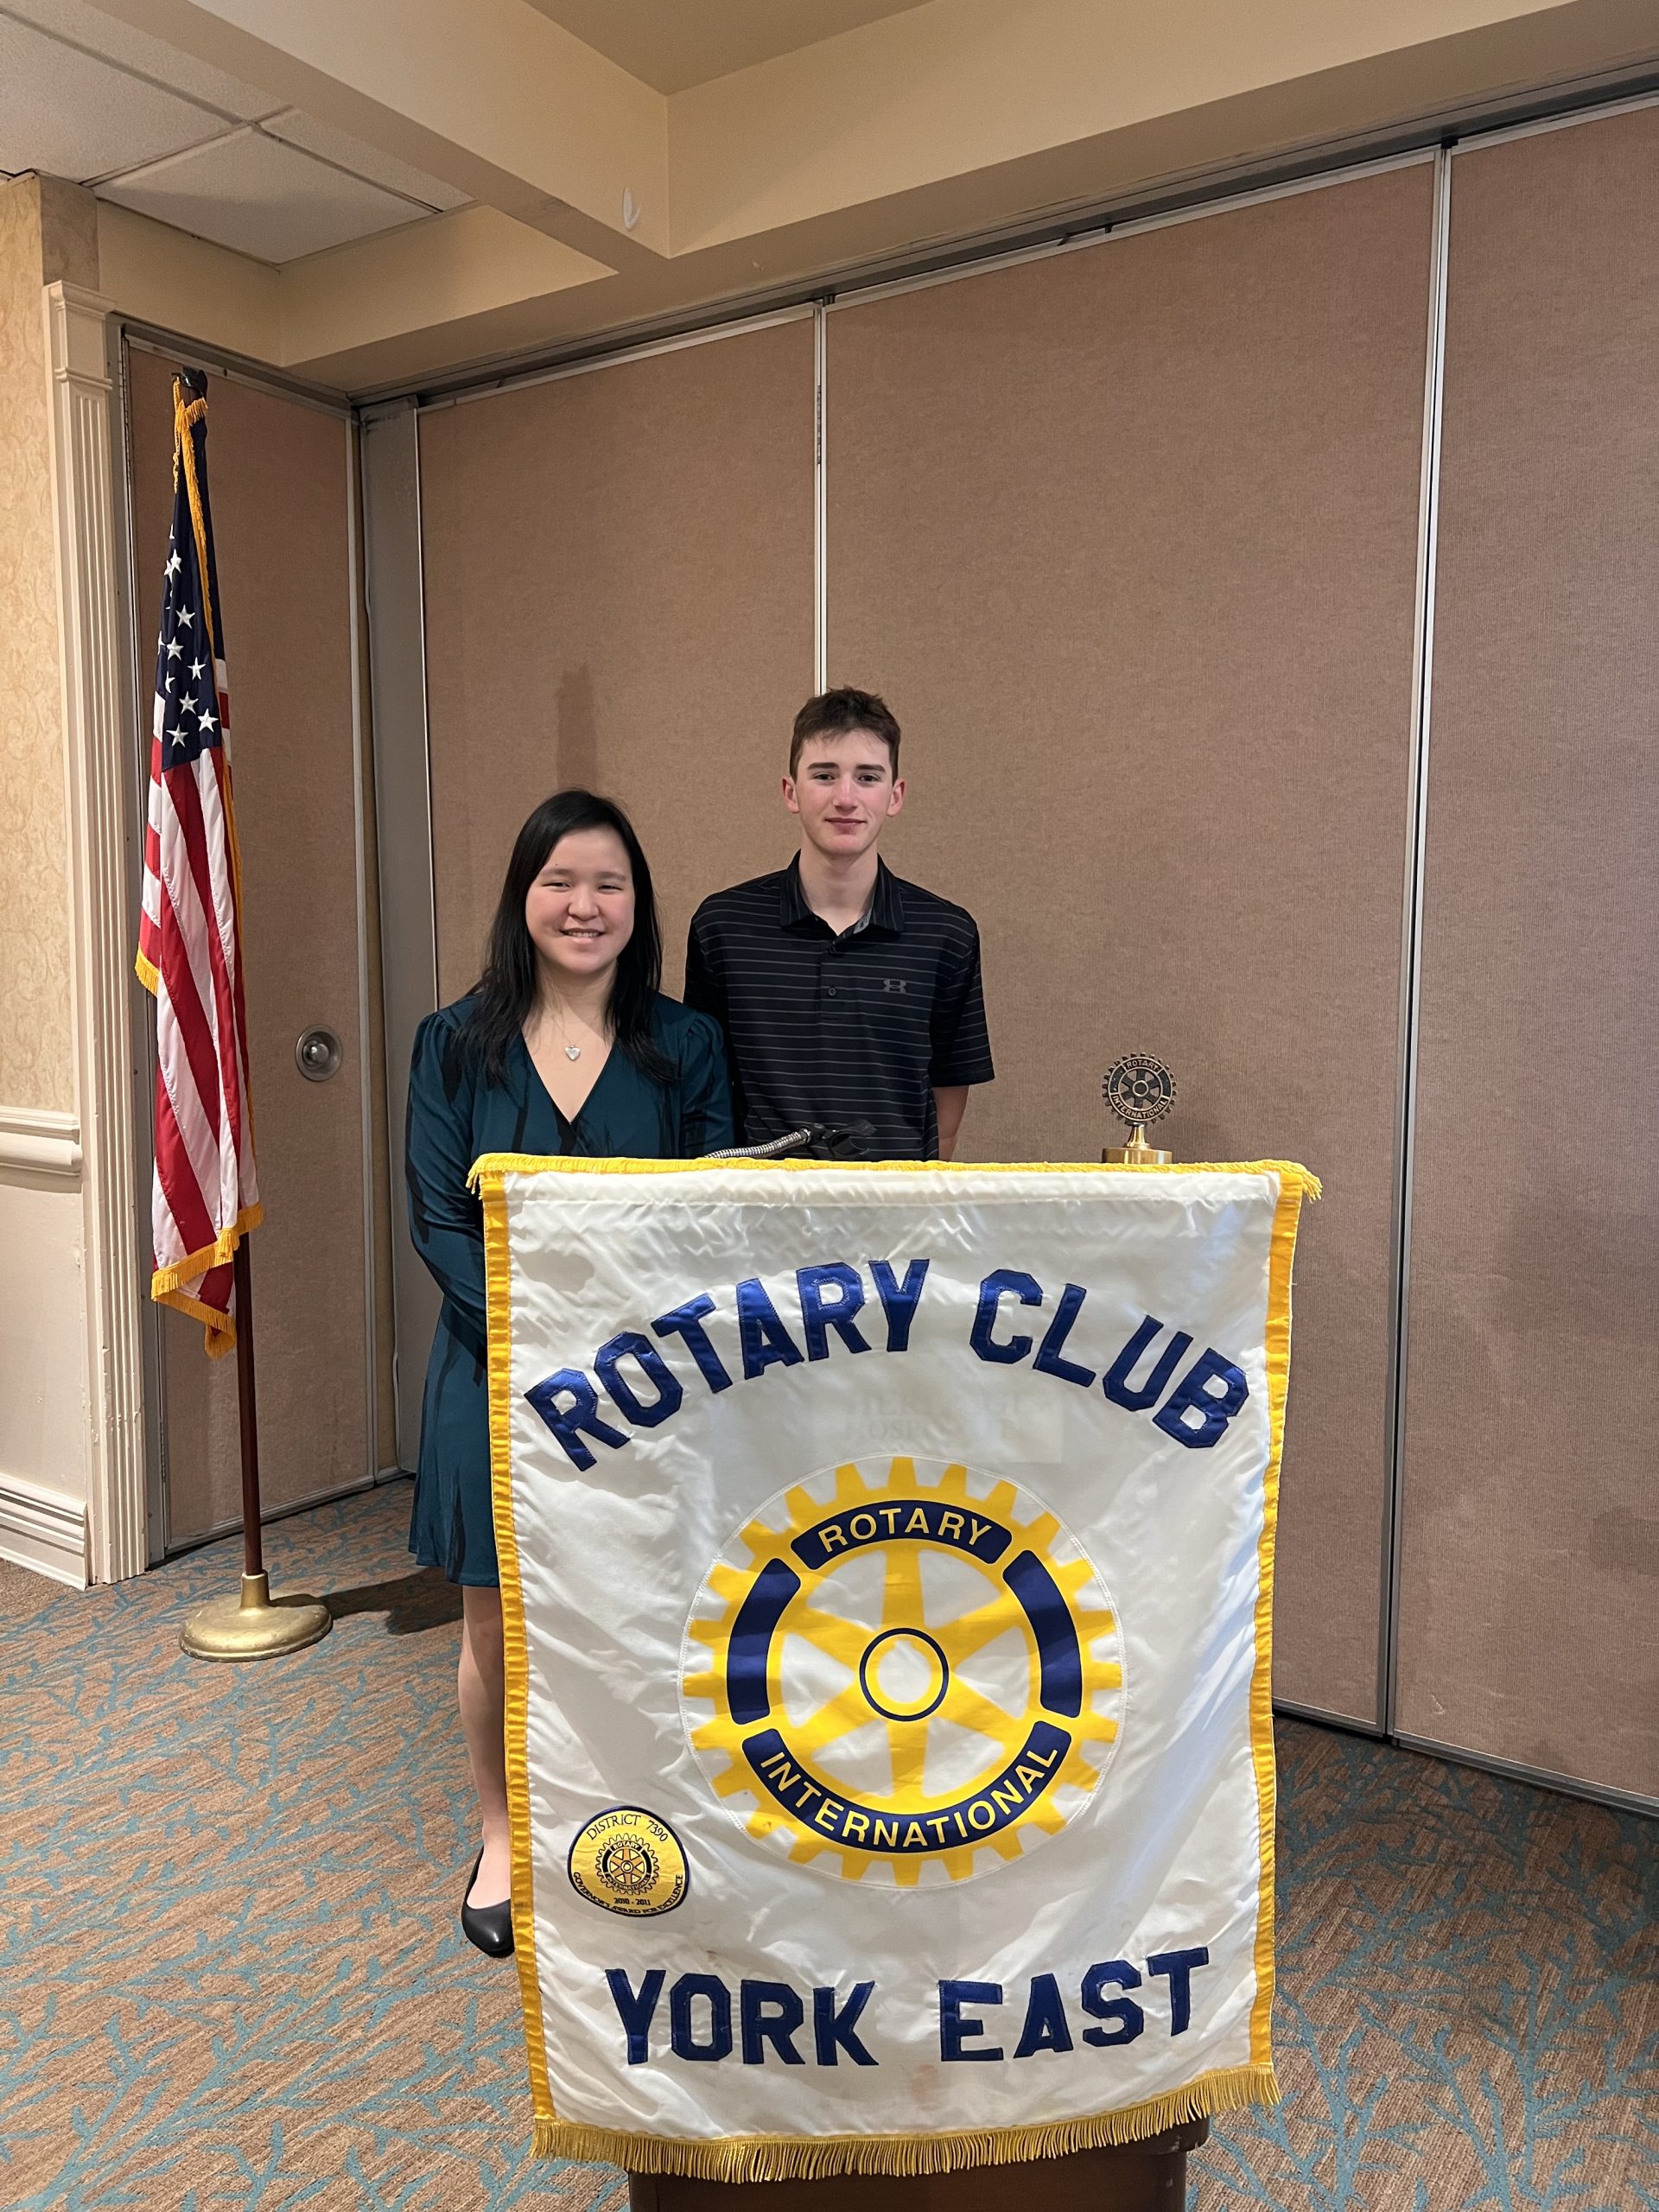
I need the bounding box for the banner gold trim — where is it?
[1249,1171,1308,2063]
[531,2062,1280,2179]
[472,1154,1321,1195]
[482,1173,557,2126]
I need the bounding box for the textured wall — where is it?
[418,319,815,999]
[1399,109,1659,1798]
[0,176,79,1110]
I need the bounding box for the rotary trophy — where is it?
[1102,1053,1175,1165]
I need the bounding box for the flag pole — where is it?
[233,1237,265,1580]
[152,365,328,1662]
[177,1180,332,1655]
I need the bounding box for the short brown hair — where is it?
[789,688,901,779]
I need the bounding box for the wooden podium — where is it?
[628,2120,1209,2209]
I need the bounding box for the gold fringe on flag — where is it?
[149,1202,265,1356]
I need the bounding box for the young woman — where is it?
[405,790,732,1956]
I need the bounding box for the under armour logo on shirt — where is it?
[883,979,907,993]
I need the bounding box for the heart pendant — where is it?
[564,1043,582,1061]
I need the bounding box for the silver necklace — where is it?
[548,1005,591,1062]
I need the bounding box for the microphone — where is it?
[703,1120,876,1161]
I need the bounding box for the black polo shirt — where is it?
[683,856,994,1160]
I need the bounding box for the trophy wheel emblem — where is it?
[1102,1054,1175,1166]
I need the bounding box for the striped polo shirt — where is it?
[683,855,994,1160]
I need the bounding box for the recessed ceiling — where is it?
[526,0,934,94]
[0,0,277,120]
[261,109,469,213]
[98,127,434,264]
[0,12,231,181]
[0,0,471,262]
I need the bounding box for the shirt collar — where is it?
[779,855,906,936]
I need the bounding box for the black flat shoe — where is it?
[461,1849,514,1957]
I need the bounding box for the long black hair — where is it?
[462,790,671,1087]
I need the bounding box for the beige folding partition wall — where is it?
[416,316,816,1000]
[825,165,1438,1723]
[1399,109,1659,1801]
[128,348,374,1546]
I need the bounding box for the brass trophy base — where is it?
[1103,1127,1172,1166]
[180,1572,333,1661]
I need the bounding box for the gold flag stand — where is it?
[180,1237,332,1660]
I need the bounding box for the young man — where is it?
[684,688,993,1160]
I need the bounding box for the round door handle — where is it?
[296,1027,343,1082]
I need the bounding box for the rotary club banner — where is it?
[475,1155,1316,2180]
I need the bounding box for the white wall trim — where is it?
[1381,147,1453,1739]
[0,1470,89,1588]
[813,302,827,691]
[359,401,440,1471]
[0,1105,82,1179]
[345,423,382,1497]
[45,279,149,1587]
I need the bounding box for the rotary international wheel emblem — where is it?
[682,1457,1125,1885]
[1103,1053,1175,1129]
[600,1834,657,1895]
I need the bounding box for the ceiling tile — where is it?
[0,14,228,181]
[262,109,469,212]
[97,125,431,263]
[0,0,280,120]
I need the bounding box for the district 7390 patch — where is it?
[569,1806,689,1916]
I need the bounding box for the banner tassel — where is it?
[530,2063,1280,2178]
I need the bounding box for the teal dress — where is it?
[405,992,733,1586]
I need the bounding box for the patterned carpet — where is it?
[1,1484,1652,2210]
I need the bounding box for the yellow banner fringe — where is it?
[481,1173,559,2128]
[472,1154,1321,1198]
[531,2063,1279,2178]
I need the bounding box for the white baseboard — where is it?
[0,1471,89,1588]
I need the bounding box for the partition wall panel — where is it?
[417,318,816,1001]
[826,165,1437,1722]
[1399,109,1659,1798]
[128,350,372,1543]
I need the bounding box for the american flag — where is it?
[135,376,260,1357]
